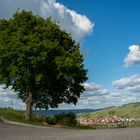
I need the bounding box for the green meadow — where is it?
[80,102,140,118]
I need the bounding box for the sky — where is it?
[0,0,140,110]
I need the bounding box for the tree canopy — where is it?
[0,10,87,118]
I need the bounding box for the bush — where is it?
[117,122,127,128]
[46,112,77,126]
[0,118,3,122]
[46,116,57,125]
[55,112,77,126]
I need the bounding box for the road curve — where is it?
[0,122,140,140]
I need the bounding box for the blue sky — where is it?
[0,0,140,110]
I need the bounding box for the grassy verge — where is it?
[0,108,92,129]
[0,108,78,128]
[0,108,45,126]
[128,122,140,127]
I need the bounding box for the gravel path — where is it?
[0,122,140,140]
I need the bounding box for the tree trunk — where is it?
[25,92,32,120]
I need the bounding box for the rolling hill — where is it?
[80,102,140,118]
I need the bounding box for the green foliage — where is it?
[0,117,3,122]
[76,125,96,129]
[117,122,127,128]
[128,122,140,127]
[0,10,87,110]
[46,112,77,126]
[56,112,77,126]
[46,116,57,125]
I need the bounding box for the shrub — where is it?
[0,118,3,122]
[55,112,77,126]
[117,122,127,128]
[46,112,77,126]
[46,116,57,125]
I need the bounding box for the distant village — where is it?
[77,115,140,128]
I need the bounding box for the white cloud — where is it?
[60,83,112,109]
[106,91,140,106]
[1,81,140,110]
[59,83,110,109]
[60,81,140,109]
[112,75,140,92]
[82,83,110,97]
[124,45,140,67]
[83,83,101,91]
[40,0,94,41]
[0,0,94,42]
[0,86,25,110]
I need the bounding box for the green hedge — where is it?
[46,112,77,126]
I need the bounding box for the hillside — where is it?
[80,102,140,118]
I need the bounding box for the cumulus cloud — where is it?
[40,0,94,41]
[124,45,140,67]
[60,81,140,109]
[60,83,111,109]
[112,75,140,92]
[105,91,140,106]
[83,83,110,97]
[1,81,140,110]
[77,88,140,109]
[0,0,94,41]
[0,86,25,110]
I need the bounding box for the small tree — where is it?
[0,10,87,119]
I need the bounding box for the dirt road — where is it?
[0,122,140,140]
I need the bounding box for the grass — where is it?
[0,108,45,126]
[80,102,140,119]
[0,108,98,129]
[0,108,79,128]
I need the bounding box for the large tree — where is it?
[0,10,87,119]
